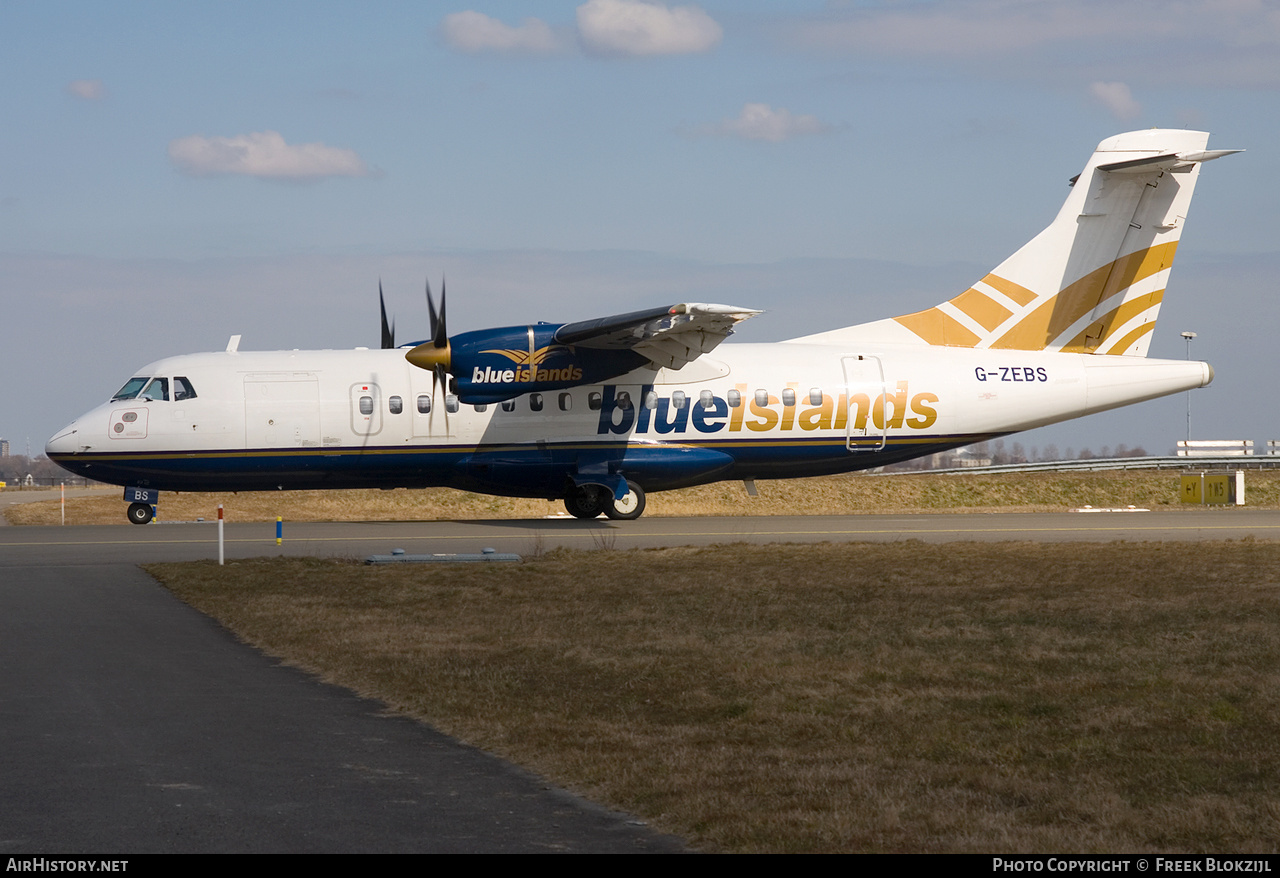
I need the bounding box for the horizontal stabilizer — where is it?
[1096,148,1243,175]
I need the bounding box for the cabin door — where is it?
[841,355,886,452]
[349,382,383,438]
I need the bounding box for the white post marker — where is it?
[60,483,65,526]
[218,504,225,566]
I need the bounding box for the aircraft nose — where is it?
[46,421,85,456]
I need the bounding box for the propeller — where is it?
[406,277,452,432]
[408,277,450,371]
[379,280,395,350]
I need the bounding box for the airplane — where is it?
[47,128,1240,525]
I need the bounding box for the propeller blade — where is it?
[423,363,449,435]
[436,277,448,348]
[407,274,452,373]
[436,364,450,434]
[419,275,452,434]
[379,281,395,350]
[425,278,440,340]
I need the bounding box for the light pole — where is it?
[1181,331,1197,444]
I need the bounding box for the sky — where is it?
[2,0,1276,463]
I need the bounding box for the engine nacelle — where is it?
[443,324,648,404]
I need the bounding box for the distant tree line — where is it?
[0,454,100,487]
[884,440,1150,472]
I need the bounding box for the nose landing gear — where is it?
[127,502,155,525]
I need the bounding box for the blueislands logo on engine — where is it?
[473,345,584,385]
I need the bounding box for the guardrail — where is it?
[1177,440,1254,457]
[0,476,102,488]
[885,456,1280,476]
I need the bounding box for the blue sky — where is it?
[2,1,1276,462]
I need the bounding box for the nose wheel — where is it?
[127,502,155,525]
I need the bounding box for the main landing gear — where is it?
[564,480,646,521]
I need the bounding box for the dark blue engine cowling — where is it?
[444,323,648,404]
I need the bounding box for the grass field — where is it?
[10,469,1280,526]
[148,539,1280,853]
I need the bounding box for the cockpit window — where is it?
[174,377,197,401]
[112,377,149,401]
[140,378,169,401]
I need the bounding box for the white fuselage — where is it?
[46,341,1211,498]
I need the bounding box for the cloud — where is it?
[786,0,1105,56]
[67,80,106,100]
[706,103,827,142]
[441,11,562,53]
[1090,81,1142,120]
[168,131,371,180]
[781,0,1280,86]
[577,0,721,56]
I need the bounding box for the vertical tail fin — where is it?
[797,130,1240,355]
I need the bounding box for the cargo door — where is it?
[244,374,321,448]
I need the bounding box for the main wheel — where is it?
[564,487,609,519]
[127,502,154,525]
[605,481,646,520]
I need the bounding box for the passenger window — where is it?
[699,390,714,410]
[417,394,432,414]
[809,388,823,406]
[558,393,572,412]
[501,400,516,412]
[359,396,373,415]
[529,393,544,412]
[588,392,602,411]
[474,403,488,412]
[645,392,658,410]
[782,388,796,406]
[616,391,632,410]
[727,390,741,408]
[445,395,459,413]
[754,389,769,407]
[174,377,197,401]
[671,391,686,410]
[141,378,169,402]
[388,396,403,414]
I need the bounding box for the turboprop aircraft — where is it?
[47,129,1239,524]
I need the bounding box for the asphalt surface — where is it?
[1,559,682,854]
[3,508,1280,566]
[4,506,1278,854]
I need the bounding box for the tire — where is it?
[127,502,154,525]
[604,480,646,520]
[564,487,608,520]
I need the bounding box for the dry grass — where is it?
[149,540,1280,853]
[12,469,1280,526]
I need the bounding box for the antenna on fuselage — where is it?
[226,335,241,353]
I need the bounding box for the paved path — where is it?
[1,558,681,853]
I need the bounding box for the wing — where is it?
[554,302,762,370]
